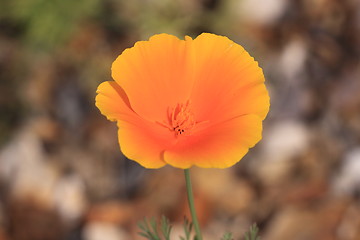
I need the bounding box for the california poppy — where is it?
[96,33,269,169]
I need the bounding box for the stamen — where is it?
[155,101,209,137]
[167,101,196,136]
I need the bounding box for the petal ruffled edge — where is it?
[189,33,270,124]
[95,81,134,122]
[96,81,169,168]
[111,34,194,123]
[117,119,175,169]
[163,114,263,169]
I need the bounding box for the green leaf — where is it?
[138,232,151,239]
[161,215,172,240]
[180,216,193,240]
[244,223,260,240]
[137,217,161,240]
[221,232,233,240]
[138,216,174,240]
[150,217,160,238]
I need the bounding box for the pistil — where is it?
[156,101,196,137]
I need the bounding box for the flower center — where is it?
[157,101,196,137]
[169,101,196,136]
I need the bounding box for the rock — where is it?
[332,148,360,196]
[337,203,360,240]
[255,120,310,184]
[86,201,134,225]
[83,222,129,240]
[53,174,87,223]
[193,168,255,215]
[6,199,65,240]
[264,199,348,240]
[0,124,58,208]
[239,0,288,25]
[0,202,8,240]
[279,39,308,80]
[263,120,309,162]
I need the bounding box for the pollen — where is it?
[155,101,196,136]
[167,101,196,136]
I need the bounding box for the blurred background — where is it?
[0,0,360,239]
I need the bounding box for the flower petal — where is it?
[190,33,269,123]
[111,34,193,123]
[96,81,171,168]
[117,119,174,168]
[219,81,270,120]
[163,114,262,168]
[95,81,136,122]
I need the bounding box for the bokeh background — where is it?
[0,0,360,239]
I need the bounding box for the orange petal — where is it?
[111,34,193,123]
[95,81,136,122]
[213,81,270,121]
[96,81,170,168]
[163,114,262,168]
[189,33,269,123]
[117,119,174,169]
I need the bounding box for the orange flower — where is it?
[96,33,269,169]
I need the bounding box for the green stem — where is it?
[184,169,203,240]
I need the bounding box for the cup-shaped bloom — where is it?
[96,33,269,169]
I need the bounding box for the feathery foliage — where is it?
[244,224,260,240]
[138,217,261,240]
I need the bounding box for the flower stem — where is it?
[184,169,203,240]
